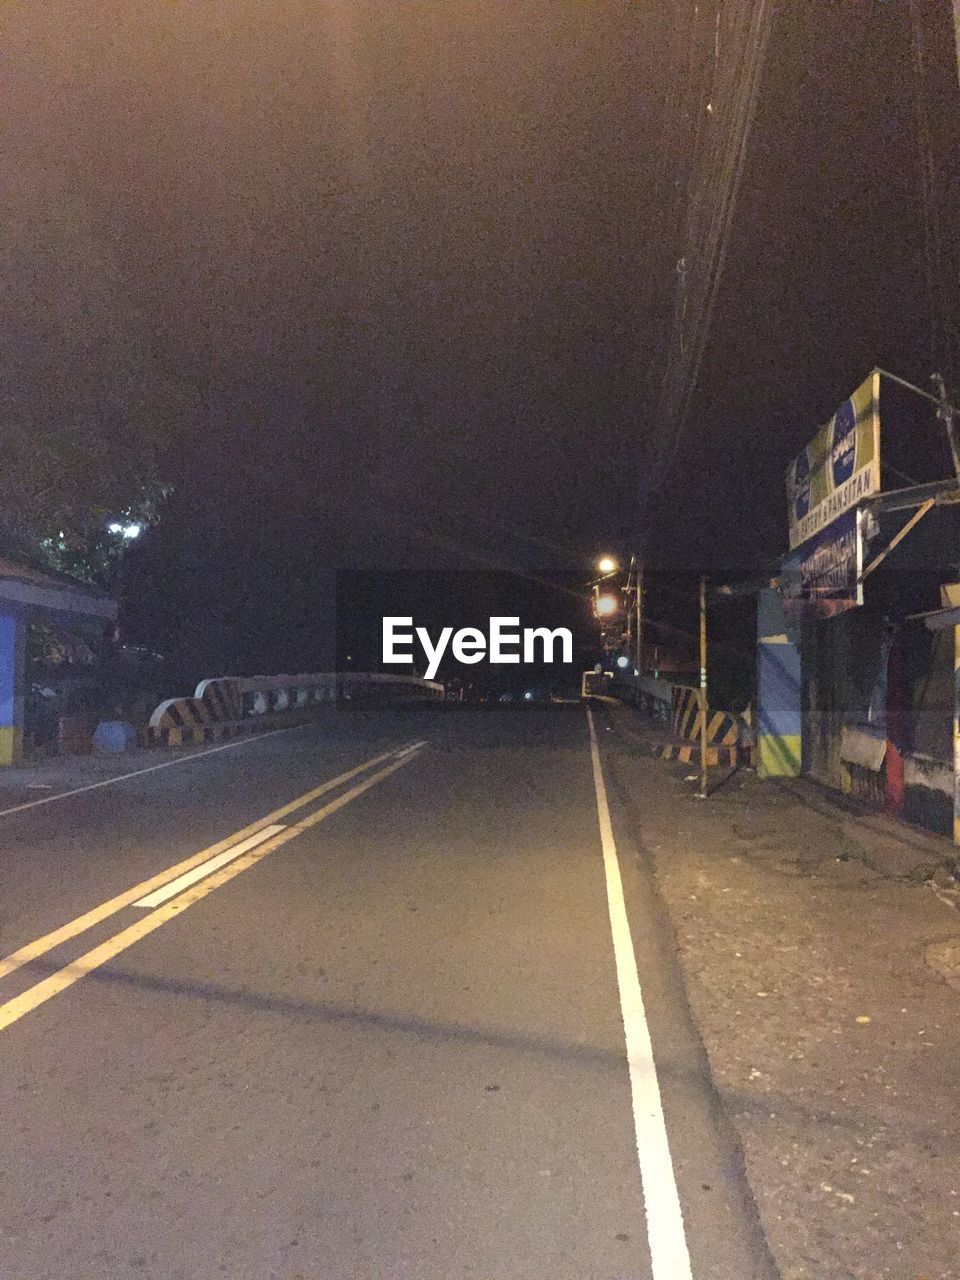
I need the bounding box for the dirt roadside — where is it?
[598,700,960,1280]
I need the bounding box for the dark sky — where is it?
[649,0,960,569]
[5,2,959,670]
[6,3,656,553]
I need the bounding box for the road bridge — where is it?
[0,703,776,1279]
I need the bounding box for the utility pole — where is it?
[624,556,636,663]
[953,0,960,89]
[932,373,960,484]
[636,554,644,674]
[698,576,709,800]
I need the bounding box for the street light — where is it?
[105,520,144,645]
[595,594,618,617]
[108,521,143,540]
[597,556,618,574]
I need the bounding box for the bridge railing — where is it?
[238,671,444,714]
[148,671,444,746]
[608,668,755,764]
[608,669,677,724]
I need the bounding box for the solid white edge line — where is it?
[586,705,694,1280]
[133,824,288,909]
[0,721,317,820]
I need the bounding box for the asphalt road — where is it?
[0,705,778,1280]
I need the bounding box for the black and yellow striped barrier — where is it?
[669,685,754,766]
[658,741,742,767]
[671,685,741,746]
[146,677,299,748]
[146,672,445,749]
[196,677,243,722]
[146,708,319,749]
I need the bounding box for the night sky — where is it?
[5,2,959,673]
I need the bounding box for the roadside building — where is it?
[0,558,116,764]
[757,371,960,837]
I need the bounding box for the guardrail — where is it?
[148,671,444,747]
[609,669,677,724]
[609,669,755,765]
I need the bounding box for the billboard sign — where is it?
[786,371,880,550]
[782,508,863,618]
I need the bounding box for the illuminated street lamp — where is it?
[596,556,618,574]
[105,520,144,644]
[107,521,143,540]
[595,593,619,617]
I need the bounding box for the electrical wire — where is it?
[907,0,959,393]
[647,0,776,495]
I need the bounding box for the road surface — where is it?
[0,705,777,1279]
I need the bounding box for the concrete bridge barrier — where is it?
[147,671,444,748]
[604,670,754,767]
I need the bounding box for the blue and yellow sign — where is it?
[782,508,862,617]
[786,371,880,550]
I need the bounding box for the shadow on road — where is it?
[19,954,635,1073]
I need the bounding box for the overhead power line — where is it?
[907,0,959,393]
[647,0,777,496]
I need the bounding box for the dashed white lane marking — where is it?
[0,743,413,982]
[586,705,694,1280]
[133,825,288,908]
[0,745,427,1035]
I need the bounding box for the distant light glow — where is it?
[524,690,534,700]
[616,655,630,669]
[597,556,618,574]
[595,594,618,616]
[108,521,143,539]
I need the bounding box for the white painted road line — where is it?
[133,824,288,908]
[586,705,694,1280]
[0,743,416,982]
[0,745,427,1036]
[0,721,317,821]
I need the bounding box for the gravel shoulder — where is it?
[599,701,960,1280]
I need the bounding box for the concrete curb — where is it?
[142,707,319,749]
